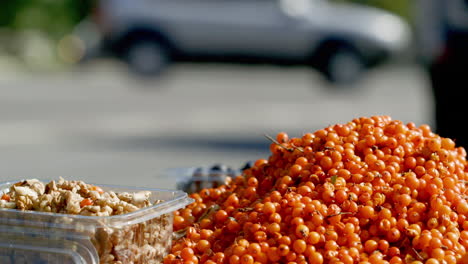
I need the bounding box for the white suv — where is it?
[91,0,411,84]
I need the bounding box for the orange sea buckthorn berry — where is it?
[165,116,468,264]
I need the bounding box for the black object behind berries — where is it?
[210,164,228,173]
[240,161,254,171]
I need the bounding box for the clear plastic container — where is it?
[0,180,193,264]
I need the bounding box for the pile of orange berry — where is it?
[164,116,468,264]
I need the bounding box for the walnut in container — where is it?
[0,178,193,264]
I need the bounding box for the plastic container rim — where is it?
[0,179,194,223]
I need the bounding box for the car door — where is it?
[152,0,311,58]
[207,0,311,58]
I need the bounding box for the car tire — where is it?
[125,39,171,76]
[323,46,365,85]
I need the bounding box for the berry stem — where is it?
[264,134,303,152]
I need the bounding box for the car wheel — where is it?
[324,46,365,85]
[125,39,170,76]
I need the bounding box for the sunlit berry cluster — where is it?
[165,116,468,264]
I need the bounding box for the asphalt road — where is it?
[0,60,432,189]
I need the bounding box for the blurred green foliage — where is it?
[0,0,412,40]
[0,0,94,40]
[0,0,413,66]
[334,0,413,23]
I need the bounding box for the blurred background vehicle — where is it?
[0,0,431,189]
[414,0,468,149]
[86,0,411,86]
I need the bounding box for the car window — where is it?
[446,0,468,29]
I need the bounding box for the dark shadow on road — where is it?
[133,136,271,152]
[65,126,324,154]
[71,134,275,154]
